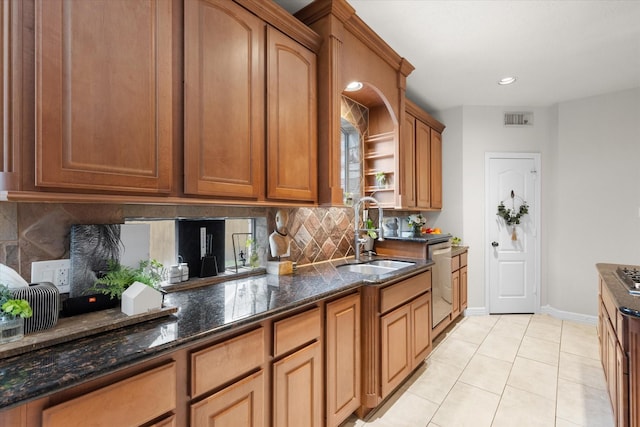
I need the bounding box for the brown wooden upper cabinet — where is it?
[183,0,265,199]
[36,0,174,195]
[184,0,318,203]
[402,99,445,210]
[2,0,319,204]
[266,26,317,202]
[296,0,415,207]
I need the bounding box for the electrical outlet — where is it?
[31,259,71,294]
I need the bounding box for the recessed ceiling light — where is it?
[345,81,363,92]
[498,76,517,85]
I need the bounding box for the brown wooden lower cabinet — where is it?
[0,274,442,426]
[451,269,460,319]
[381,304,412,398]
[380,291,431,398]
[360,270,432,415]
[326,293,361,427]
[629,318,640,427]
[273,341,322,427]
[460,265,468,311]
[411,292,432,367]
[616,342,629,427]
[451,250,468,320]
[191,371,265,427]
[42,362,177,427]
[599,273,640,427]
[0,405,26,427]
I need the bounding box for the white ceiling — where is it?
[274,0,640,113]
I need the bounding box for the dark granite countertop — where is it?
[0,257,432,410]
[597,263,640,318]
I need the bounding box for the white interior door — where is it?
[486,153,540,314]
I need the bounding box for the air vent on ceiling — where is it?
[504,112,533,126]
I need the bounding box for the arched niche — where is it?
[341,82,398,207]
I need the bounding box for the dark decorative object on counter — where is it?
[177,219,225,278]
[70,224,122,297]
[10,283,58,333]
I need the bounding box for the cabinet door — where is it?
[401,113,417,208]
[191,371,265,427]
[629,319,640,427]
[0,0,20,191]
[184,0,265,199]
[411,292,432,367]
[616,343,629,427]
[452,270,460,318]
[266,27,317,202]
[36,0,173,194]
[605,318,618,417]
[273,341,322,427]
[430,129,443,209]
[380,304,411,399]
[326,294,361,427]
[0,405,26,427]
[415,120,431,209]
[460,265,468,311]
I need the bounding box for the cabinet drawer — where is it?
[451,255,460,272]
[460,252,468,267]
[191,327,265,398]
[380,271,431,314]
[42,362,176,427]
[274,307,321,358]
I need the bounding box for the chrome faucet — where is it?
[354,196,384,262]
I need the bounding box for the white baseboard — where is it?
[463,305,597,326]
[539,305,597,325]
[462,307,489,316]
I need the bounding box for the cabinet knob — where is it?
[491,241,499,247]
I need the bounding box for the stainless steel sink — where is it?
[367,260,415,269]
[336,259,415,275]
[337,264,396,275]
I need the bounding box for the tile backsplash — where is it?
[0,202,363,282]
[270,207,356,266]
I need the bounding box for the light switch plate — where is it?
[31,259,71,294]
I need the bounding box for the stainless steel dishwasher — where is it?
[428,240,453,329]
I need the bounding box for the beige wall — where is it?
[434,87,640,319]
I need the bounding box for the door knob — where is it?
[491,241,499,247]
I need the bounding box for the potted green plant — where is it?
[0,284,33,343]
[90,259,165,300]
[363,218,378,251]
[375,171,387,188]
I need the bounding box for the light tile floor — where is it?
[340,314,614,427]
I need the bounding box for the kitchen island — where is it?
[0,257,433,426]
[597,263,640,427]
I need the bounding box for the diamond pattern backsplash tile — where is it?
[269,207,356,266]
